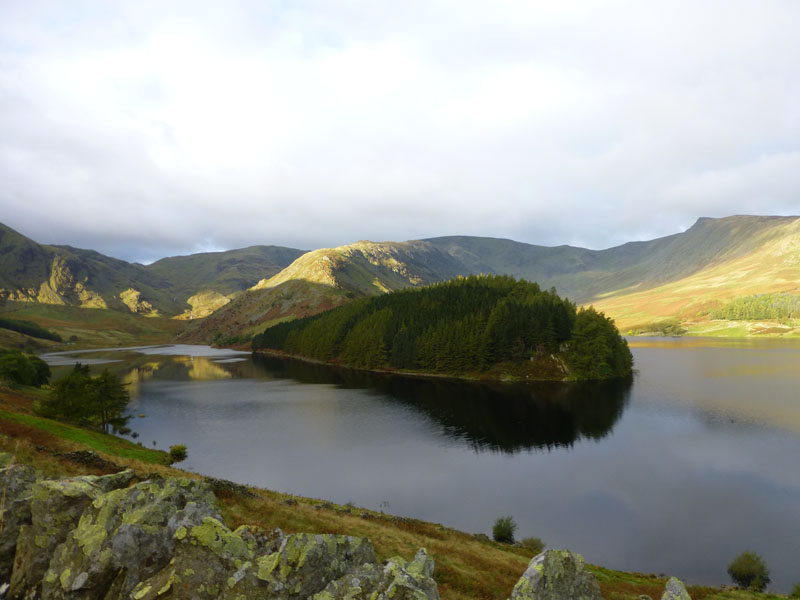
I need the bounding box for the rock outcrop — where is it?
[0,457,439,600]
[40,477,220,599]
[0,455,38,582]
[509,550,602,600]
[10,470,134,598]
[661,577,691,600]
[119,288,156,315]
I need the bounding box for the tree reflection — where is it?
[251,354,632,453]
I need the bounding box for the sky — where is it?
[1,1,799,264]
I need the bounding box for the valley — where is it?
[3,215,800,349]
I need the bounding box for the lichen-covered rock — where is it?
[0,455,38,581]
[509,550,602,600]
[314,548,439,600]
[130,516,283,600]
[133,528,376,600]
[9,470,134,599]
[132,519,440,600]
[0,460,439,600]
[41,477,218,600]
[661,577,691,600]
[246,533,377,600]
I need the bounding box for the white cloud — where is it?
[1,0,799,261]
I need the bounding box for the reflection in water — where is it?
[47,343,800,591]
[175,356,232,380]
[251,354,632,453]
[120,361,162,397]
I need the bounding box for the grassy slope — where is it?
[144,245,306,298]
[427,216,799,306]
[6,215,800,340]
[0,222,303,318]
[0,302,185,349]
[0,384,787,600]
[195,216,800,343]
[591,218,800,332]
[183,241,466,343]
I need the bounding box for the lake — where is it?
[43,339,800,592]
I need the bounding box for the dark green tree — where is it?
[88,370,131,433]
[38,365,130,432]
[253,275,632,380]
[0,350,50,387]
[727,551,770,591]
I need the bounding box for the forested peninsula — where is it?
[252,275,633,381]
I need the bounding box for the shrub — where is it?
[521,536,545,554]
[492,516,517,544]
[169,444,188,463]
[0,349,50,387]
[790,582,800,598]
[727,551,770,591]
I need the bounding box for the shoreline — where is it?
[251,347,582,384]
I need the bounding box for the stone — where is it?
[314,548,440,600]
[40,476,218,600]
[9,470,134,599]
[132,527,380,600]
[247,533,377,599]
[509,550,602,600]
[0,457,38,581]
[129,516,283,600]
[58,450,118,471]
[661,577,691,600]
[0,461,440,600]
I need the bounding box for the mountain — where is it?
[144,245,305,318]
[0,223,303,318]
[176,240,466,341]
[589,215,800,330]
[5,215,800,342]
[426,215,800,303]
[184,215,800,341]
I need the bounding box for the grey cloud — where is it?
[1,1,799,261]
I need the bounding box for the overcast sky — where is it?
[2,1,799,263]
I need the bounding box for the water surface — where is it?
[44,339,800,591]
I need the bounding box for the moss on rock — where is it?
[509,550,601,600]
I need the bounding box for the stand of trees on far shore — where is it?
[252,275,632,381]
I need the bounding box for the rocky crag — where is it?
[0,454,693,600]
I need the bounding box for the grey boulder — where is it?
[509,550,602,600]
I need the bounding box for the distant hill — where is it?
[589,215,800,331]
[425,215,800,304]
[176,240,466,342]
[0,222,303,318]
[185,215,800,341]
[5,215,800,341]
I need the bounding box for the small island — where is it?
[252,275,633,381]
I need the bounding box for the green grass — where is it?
[0,302,185,349]
[0,407,168,464]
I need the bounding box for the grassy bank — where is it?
[626,317,800,338]
[0,302,186,350]
[0,384,788,600]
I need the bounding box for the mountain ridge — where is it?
[0,222,304,318]
[3,215,800,341]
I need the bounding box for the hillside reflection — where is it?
[251,354,632,453]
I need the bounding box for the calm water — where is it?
[43,339,800,591]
